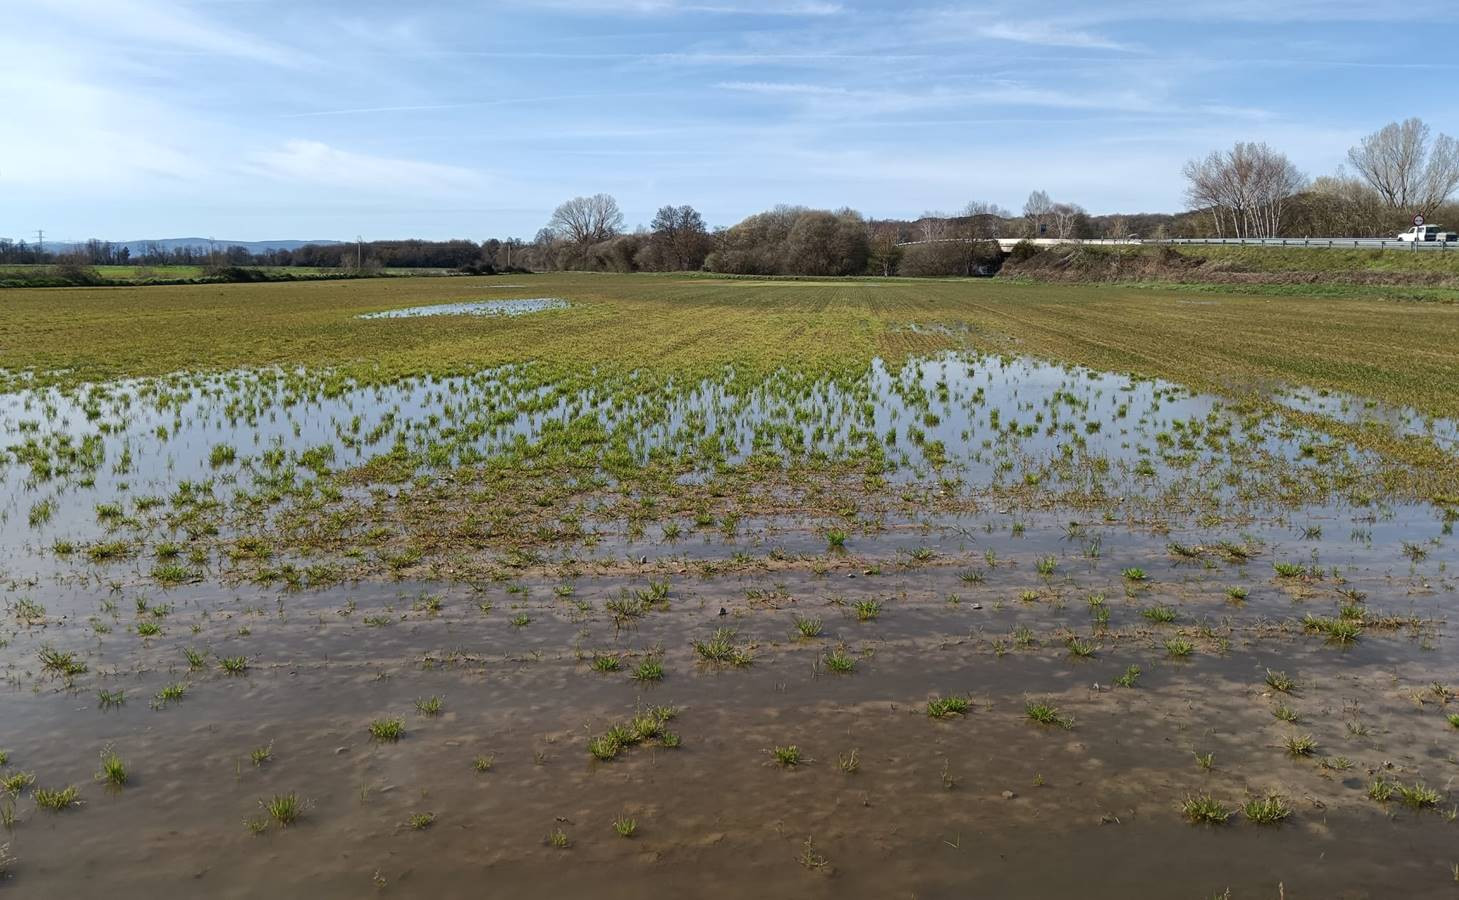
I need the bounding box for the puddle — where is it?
[357,298,568,319]
[1,352,1457,897]
[0,352,1395,584]
[0,506,1454,897]
[1277,384,1459,452]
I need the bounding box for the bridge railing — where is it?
[1158,237,1452,250]
[901,237,1459,252]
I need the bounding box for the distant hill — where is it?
[51,237,344,254]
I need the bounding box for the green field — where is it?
[0,263,457,288]
[4,271,1459,897]
[4,272,1456,416]
[1182,242,1459,275]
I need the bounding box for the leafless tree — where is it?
[962,200,1010,239]
[706,206,868,276]
[868,224,902,276]
[1023,190,1053,237]
[1104,215,1129,239]
[547,194,624,245]
[916,211,949,243]
[1051,202,1085,239]
[1182,143,1305,238]
[785,208,869,276]
[648,204,710,270]
[1300,173,1391,236]
[1347,118,1459,216]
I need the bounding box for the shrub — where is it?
[1008,239,1041,262]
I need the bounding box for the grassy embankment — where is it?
[4,271,1457,579]
[0,264,455,288]
[1002,242,1459,299]
[1,272,1454,414]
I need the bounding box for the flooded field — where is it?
[357,298,567,319]
[2,274,1458,897]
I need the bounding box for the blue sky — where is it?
[2,0,1455,242]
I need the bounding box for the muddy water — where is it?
[0,352,1389,584]
[357,298,569,319]
[1278,384,1459,453]
[2,503,1457,897]
[3,353,1458,896]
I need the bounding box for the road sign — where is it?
[1415,214,1426,226]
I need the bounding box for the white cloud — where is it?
[535,0,841,14]
[978,22,1135,51]
[0,38,207,186]
[717,79,1166,116]
[245,141,486,194]
[19,0,302,67]
[0,0,1449,240]
[1116,0,1425,23]
[717,80,851,96]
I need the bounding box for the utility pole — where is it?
[356,235,362,270]
[36,229,43,255]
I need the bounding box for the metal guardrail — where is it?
[1158,237,1454,250]
[892,236,1459,252]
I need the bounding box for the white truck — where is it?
[1397,224,1457,242]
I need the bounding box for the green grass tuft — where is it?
[1181,793,1231,824]
[369,718,406,741]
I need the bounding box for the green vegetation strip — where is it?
[2,272,1456,490]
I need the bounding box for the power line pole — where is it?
[356,235,362,270]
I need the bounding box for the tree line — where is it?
[7,117,1454,279]
[0,237,528,272]
[1182,118,1459,238]
[529,198,1003,278]
[526,118,1457,277]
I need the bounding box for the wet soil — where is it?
[2,510,1456,898]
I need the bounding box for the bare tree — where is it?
[1023,190,1053,237]
[916,211,949,243]
[784,208,869,276]
[1182,143,1305,238]
[1051,202,1085,239]
[1347,118,1459,216]
[1301,172,1391,236]
[962,200,1010,239]
[649,204,710,270]
[547,194,624,245]
[1182,152,1228,236]
[868,224,902,276]
[707,206,868,276]
[921,200,1008,274]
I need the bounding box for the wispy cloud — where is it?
[0,35,207,186]
[1,0,1451,239]
[244,141,485,194]
[977,21,1136,51]
[25,0,302,66]
[717,81,850,96]
[717,79,1167,116]
[535,0,842,15]
[1054,0,1433,26]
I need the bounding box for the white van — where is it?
[1397,224,1456,242]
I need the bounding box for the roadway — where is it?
[892,237,1457,252]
